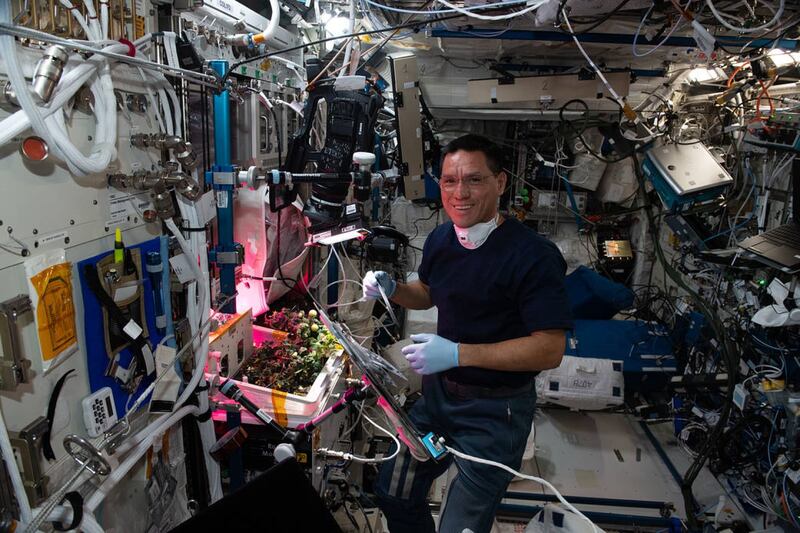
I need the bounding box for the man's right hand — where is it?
[362,270,396,300]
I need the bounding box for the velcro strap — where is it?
[195,408,212,422]
[83,263,154,381]
[52,491,84,531]
[43,369,76,461]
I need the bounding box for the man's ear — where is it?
[496,171,508,194]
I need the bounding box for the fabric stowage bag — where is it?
[535,355,624,410]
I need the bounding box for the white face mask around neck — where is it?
[453,214,500,250]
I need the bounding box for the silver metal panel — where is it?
[179,1,305,84]
[389,54,426,201]
[509,410,708,518]
[0,58,162,509]
[504,410,752,528]
[231,87,295,171]
[646,141,734,196]
[0,62,170,272]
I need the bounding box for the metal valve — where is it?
[32,45,69,103]
[238,166,261,189]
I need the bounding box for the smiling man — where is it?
[363,134,573,533]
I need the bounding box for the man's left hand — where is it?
[401,334,459,375]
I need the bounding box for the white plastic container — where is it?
[210,325,345,429]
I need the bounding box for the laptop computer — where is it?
[738,159,800,273]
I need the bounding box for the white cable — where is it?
[0,23,217,86]
[163,81,183,138]
[706,0,784,33]
[157,86,174,136]
[445,446,600,533]
[58,0,92,37]
[632,1,687,57]
[319,413,401,463]
[165,218,204,292]
[82,0,102,40]
[177,193,222,503]
[0,3,67,162]
[339,0,357,78]
[86,405,200,512]
[434,0,547,21]
[561,8,624,108]
[0,8,118,175]
[0,45,123,146]
[365,0,529,15]
[99,0,109,39]
[137,67,166,134]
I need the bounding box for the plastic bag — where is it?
[24,248,78,373]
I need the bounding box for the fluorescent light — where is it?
[686,67,727,84]
[460,109,586,116]
[311,224,369,245]
[767,48,800,69]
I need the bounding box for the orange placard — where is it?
[29,263,77,361]
[271,389,289,428]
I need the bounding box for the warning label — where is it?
[108,190,151,224]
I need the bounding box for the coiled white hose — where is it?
[0,5,118,175]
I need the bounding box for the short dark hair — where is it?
[441,134,505,174]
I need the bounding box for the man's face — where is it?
[440,149,507,228]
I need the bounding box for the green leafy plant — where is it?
[242,309,339,393]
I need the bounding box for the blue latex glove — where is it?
[363,270,396,300]
[401,334,459,375]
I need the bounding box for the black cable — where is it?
[409,207,440,242]
[352,497,375,533]
[632,154,738,530]
[274,207,299,293]
[341,504,361,531]
[354,0,437,74]
[559,0,635,34]
[558,99,630,164]
[269,106,283,170]
[222,12,469,85]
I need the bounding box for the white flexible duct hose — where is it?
[99,0,109,39]
[339,0,356,78]
[82,0,102,39]
[228,0,280,46]
[260,0,281,43]
[0,2,68,162]
[177,193,222,503]
[0,13,118,175]
[0,405,32,522]
[38,57,117,175]
[23,504,106,533]
[0,46,124,146]
[58,0,92,38]
[86,405,200,512]
[87,203,219,509]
